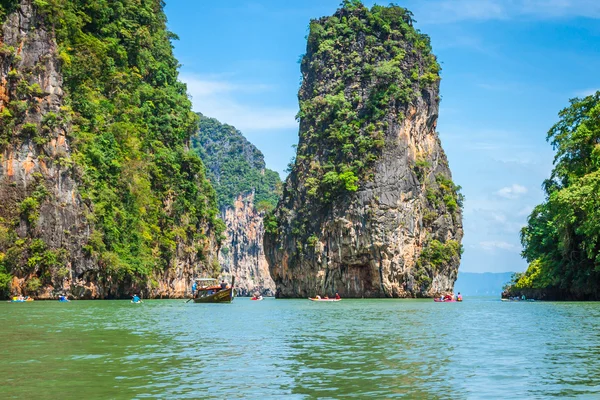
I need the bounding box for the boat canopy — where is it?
[194,278,218,282]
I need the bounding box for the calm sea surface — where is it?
[2,297,600,399]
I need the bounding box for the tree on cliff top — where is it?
[513,91,600,298]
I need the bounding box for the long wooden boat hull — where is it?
[193,288,234,303]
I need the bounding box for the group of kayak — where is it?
[10,292,467,303]
[9,295,70,302]
[10,294,138,302]
[309,293,342,302]
[434,292,463,302]
[9,296,33,303]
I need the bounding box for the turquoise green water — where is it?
[2,298,600,399]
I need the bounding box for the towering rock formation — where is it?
[218,192,275,296]
[264,2,463,298]
[0,0,91,297]
[192,114,279,296]
[0,0,222,299]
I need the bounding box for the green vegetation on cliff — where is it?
[295,0,440,201]
[0,1,18,23]
[0,0,223,292]
[510,91,600,299]
[264,1,462,298]
[192,114,281,211]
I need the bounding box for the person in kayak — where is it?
[457,292,462,301]
[335,293,341,300]
[132,294,140,303]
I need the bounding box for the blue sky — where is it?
[164,0,600,273]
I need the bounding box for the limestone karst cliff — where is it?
[0,0,222,299]
[264,2,463,298]
[219,192,275,296]
[192,114,279,296]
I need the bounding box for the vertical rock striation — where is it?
[192,114,279,296]
[0,0,92,298]
[264,3,463,298]
[219,192,274,296]
[0,0,222,299]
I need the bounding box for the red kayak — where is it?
[251,296,263,301]
[434,298,461,302]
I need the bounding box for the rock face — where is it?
[0,0,221,299]
[264,3,463,298]
[219,192,275,296]
[192,114,278,296]
[0,0,93,298]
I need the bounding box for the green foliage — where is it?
[512,91,600,298]
[21,123,38,136]
[340,0,363,10]
[339,170,359,191]
[0,259,12,297]
[0,0,224,287]
[192,114,281,210]
[419,239,462,270]
[19,197,40,225]
[264,213,279,235]
[56,266,70,279]
[414,156,430,182]
[423,174,464,213]
[307,234,320,248]
[26,277,41,293]
[422,210,437,226]
[255,200,275,213]
[293,3,439,201]
[0,0,19,24]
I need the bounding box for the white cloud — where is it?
[491,212,507,223]
[479,240,521,253]
[181,74,298,132]
[413,0,600,24]
[517,205,534,217]
[496,184,528,199]
[418,0,507,23]
[575,88,599,97]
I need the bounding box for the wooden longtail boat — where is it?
[192,277,235,303]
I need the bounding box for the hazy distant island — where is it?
[454,272,514,296]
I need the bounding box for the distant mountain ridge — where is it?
[191,114,281,296]
[192,113,281,211]
[454,272,514,296]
